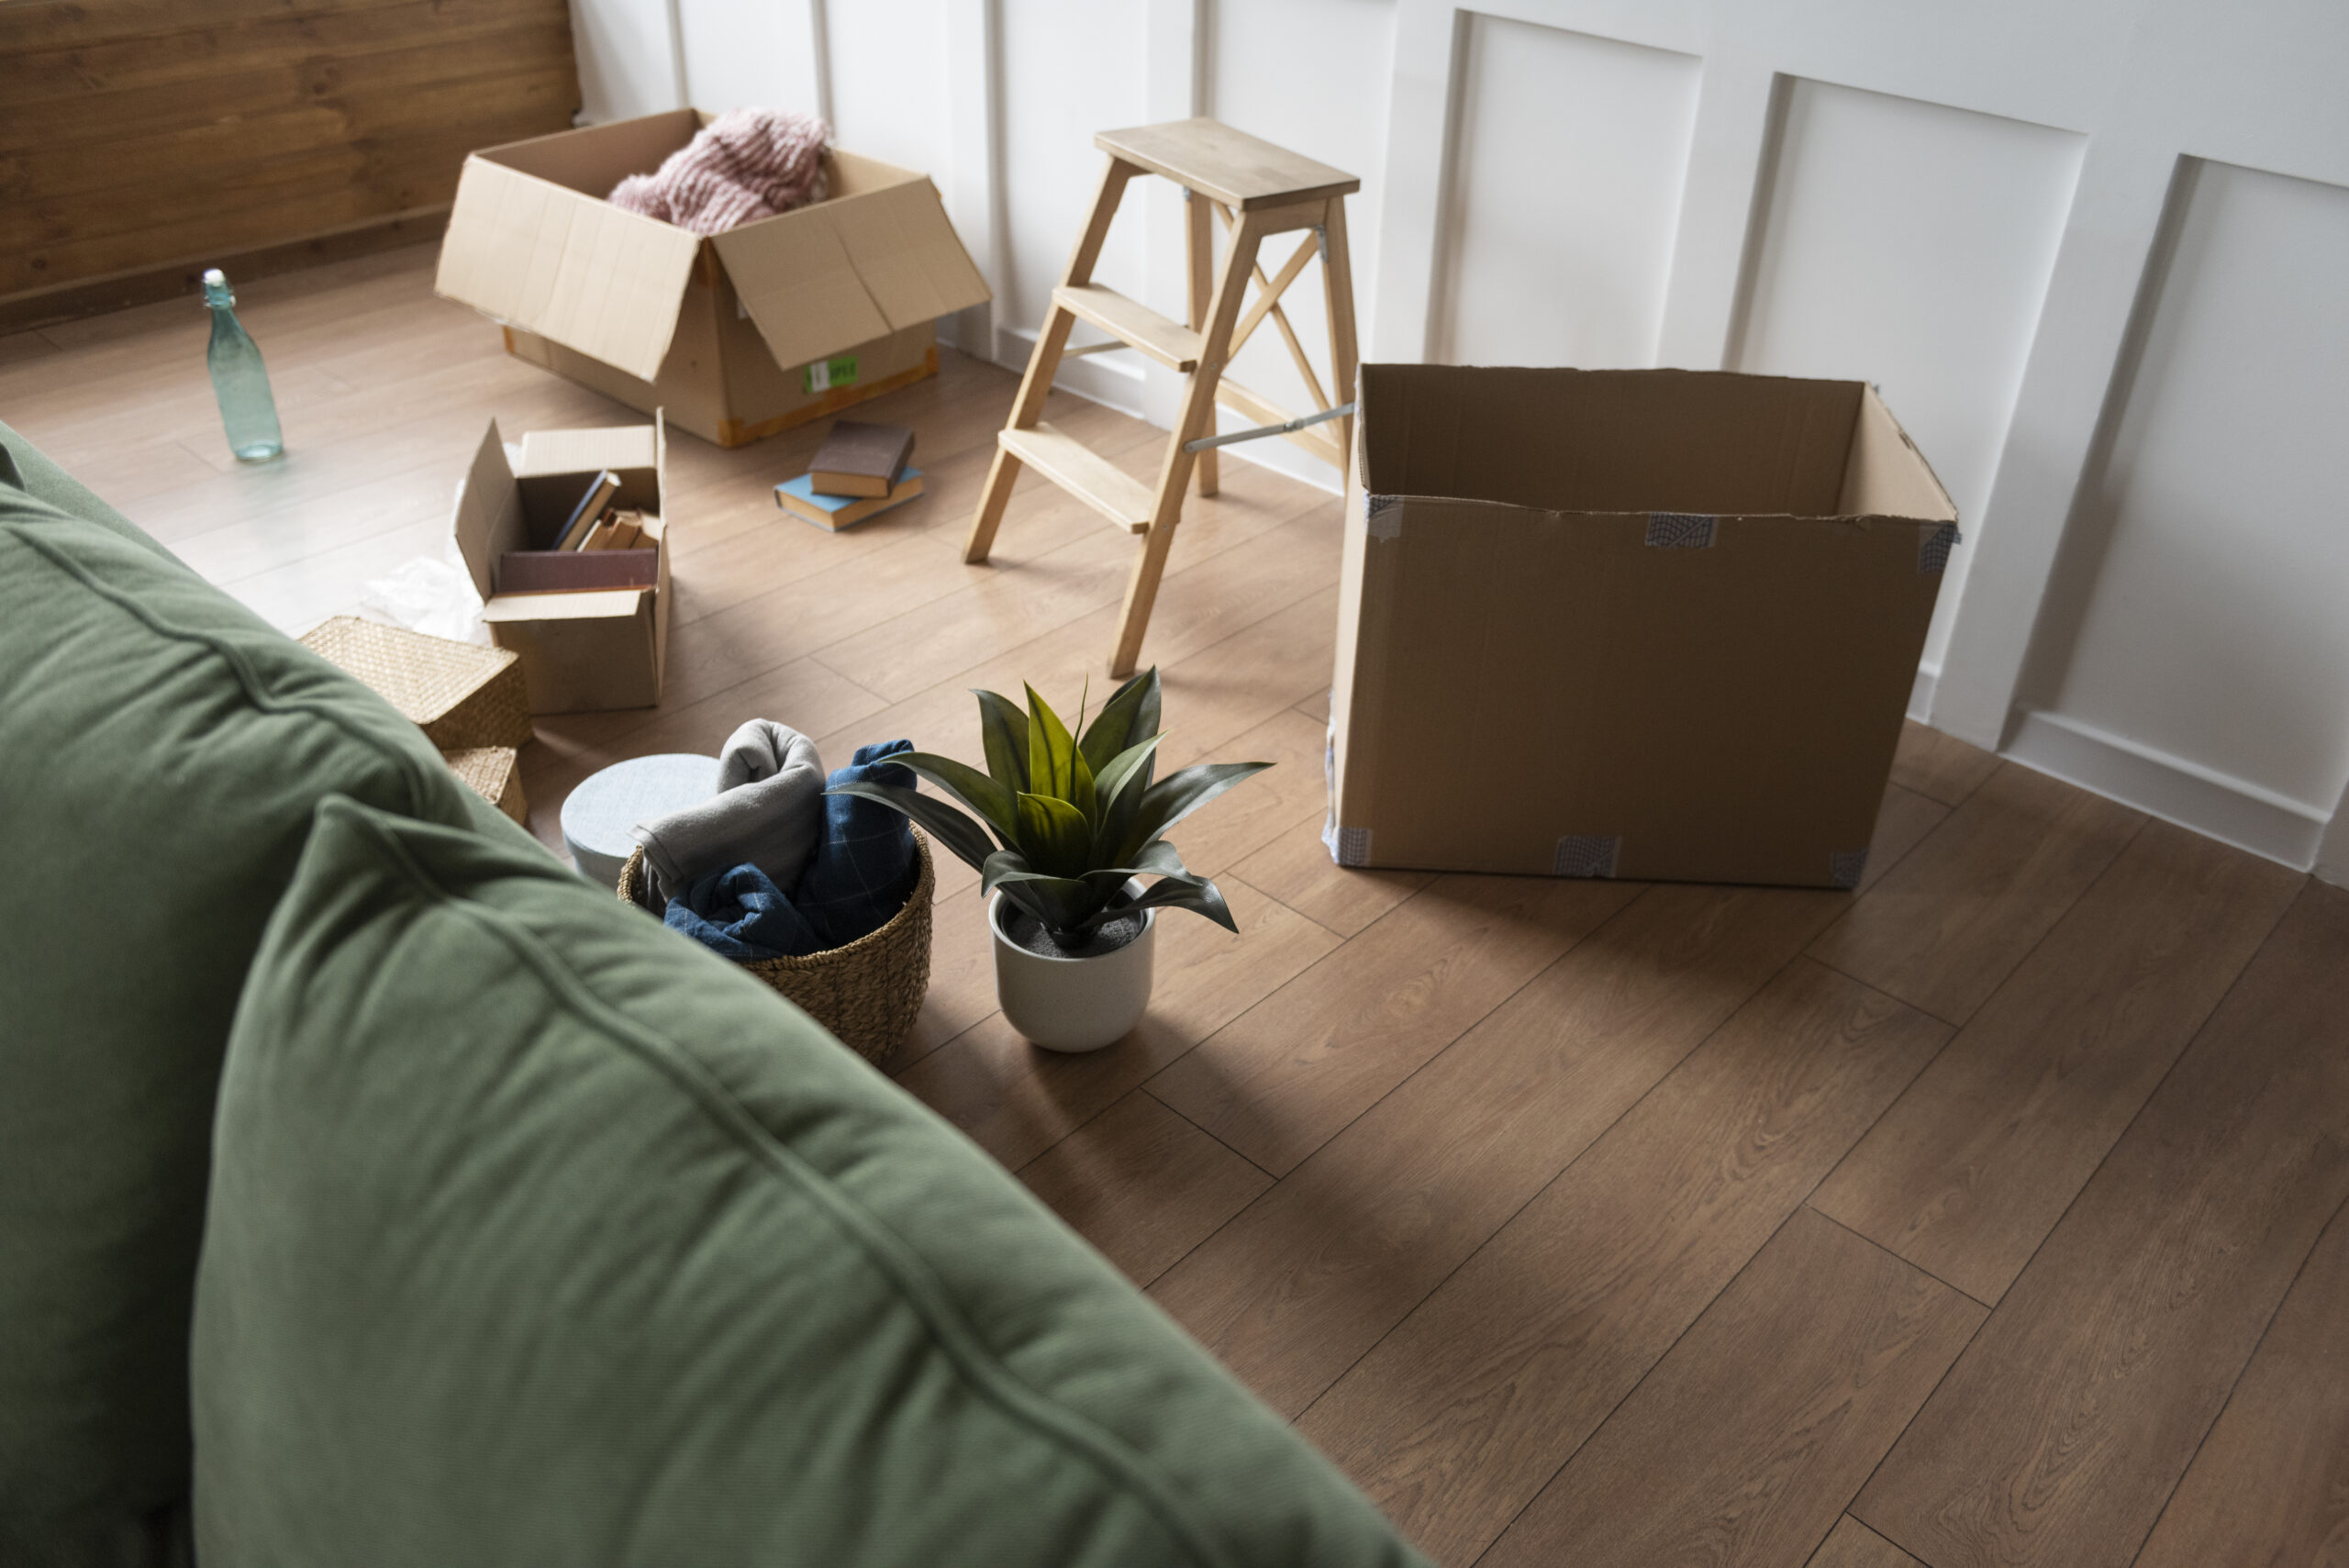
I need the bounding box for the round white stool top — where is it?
[561,752,718,892]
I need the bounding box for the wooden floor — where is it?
[9,246,2347,1568]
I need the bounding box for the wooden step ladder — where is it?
[963,118,1361,677]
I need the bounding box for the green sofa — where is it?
[0,424,1426,1568]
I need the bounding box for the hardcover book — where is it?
[775,469,925,532]
[808,420,915,497]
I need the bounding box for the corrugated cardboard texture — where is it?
[451,420,527,601]
[457,417,672,713]
[713,150,989,372]
[438,114,987,403]
[436,150,702,383]
[1331,367,1957,889]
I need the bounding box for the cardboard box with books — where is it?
[434,111,992,449]
[452,416,672,715]
[1328,364,1960,889]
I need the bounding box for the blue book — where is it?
[774,467,924,532]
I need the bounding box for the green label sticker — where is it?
[803,354,859,395]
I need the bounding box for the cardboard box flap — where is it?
[1840,385,1959,522]
[826,177,992,332]
[451,419,526,601]
[712,206,893,373]
[1356,364,1861,519]
[713,167,988,373]
[436,155,702,383]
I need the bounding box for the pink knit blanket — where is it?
[608,108,831,236]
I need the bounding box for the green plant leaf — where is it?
[1116,761,1274,863]
[1025,683,1075,799]
[1110,873,1240,933]
[897,751,1017,841]
[1090,732,1163,817]
[1015,791,1094,878]
[823,780,996,873]
[984,860,1104,936]
[974,689,1030,792]
[1078,666,1162,776]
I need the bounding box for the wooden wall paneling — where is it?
[1,0,577,328]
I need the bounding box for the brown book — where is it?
[551,470,622,550]
[775,470,924,532]
[808,420,914,498]
[496,548,659,595]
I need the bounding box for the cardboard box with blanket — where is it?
[1328,365,1960,890]
[434,111,993,448]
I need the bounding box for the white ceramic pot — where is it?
[988,885,1156,1053]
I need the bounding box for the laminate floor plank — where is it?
[1148,873,1643,1176]
[1888,721,2000,808]
[894,877,1341,1171]
[23,257,2349,1566]
[1853,881,2349,1568]
[1809,762,2143,1024]
[1148,881,1850,1420]
[1812,818,2301,1304]
[2131,1198,2349,1568]
[1297,960,1949,1565]
[1479,1207,1984,1568]
[1017,1090,1273,1287]
[1807,1516,1926,1568]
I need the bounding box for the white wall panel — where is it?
[677,0,822,118]
[2029,159,2349,817]
[829,0,955,177]
[1204,0,1397,483]
[996,0,1150,404]
[569,0,682,123]
[1432,17,1699,370]
[1731,80,2083,689]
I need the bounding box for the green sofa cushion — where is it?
[0,487,481,1563]
[194,797,1424,1567]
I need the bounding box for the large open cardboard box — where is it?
[454,417,671,715]
[1329,365,1961,889]
[435,111,991,448]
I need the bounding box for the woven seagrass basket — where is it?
[617,832,934,1063]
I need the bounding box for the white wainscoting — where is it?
[569,0,2349,873]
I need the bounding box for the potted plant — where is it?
[829,668,1269,1052]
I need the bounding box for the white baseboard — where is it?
[2004,706,2330,870]
[1908,662,1939,724]
[993,324,1147,414]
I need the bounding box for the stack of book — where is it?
[775,420,923,531]
[495,469,661,595]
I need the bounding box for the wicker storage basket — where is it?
[618,834,934,1062]
[440,746,528,824]
[299,616,533,750]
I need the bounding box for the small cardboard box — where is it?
[1330,365,1960,890]
[454,417,671,715]
[434,110,992,448]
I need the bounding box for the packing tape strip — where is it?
[1830,848,1870,889]
[1325,824,1373,867]
[1553,834,1622,878]
[1365,494,1403,541]
[1644,513,1717,549]
[1919,522,1960,574]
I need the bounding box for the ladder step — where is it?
[1000,422,1153,533]
[1052,284,1203,372]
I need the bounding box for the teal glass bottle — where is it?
[201,268,284,462]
